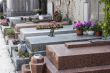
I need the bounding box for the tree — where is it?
[100,0,110,38]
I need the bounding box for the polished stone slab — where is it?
[19,25,73,40]
[45,57,110,73]
[25,33,101,51]
[46,42,110,70]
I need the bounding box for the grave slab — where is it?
[46,41,110,70]
[25,33,101,51]
[19,25,73,40]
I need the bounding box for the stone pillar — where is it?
[47,1,54,17]
[90,0,101,21]
[7,0,13,16]
[3,1,7,15]
[83,2,89,21]
[30,55,45,73]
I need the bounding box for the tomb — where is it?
[25,33,101,55]
[15,21,68,33]
[21,40,110,73]
[19,25,73,40]
[46,40,110,73]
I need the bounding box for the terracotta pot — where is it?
[95,31,102,36]
[31,55,44,64]
[76,29,83,36]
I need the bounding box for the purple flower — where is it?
[91,22,96,27]
[74,21,84,29]
[73,21,96,31]
[83,21,96,27]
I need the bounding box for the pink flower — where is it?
[74,21,84,30]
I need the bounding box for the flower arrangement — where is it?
[36,21,63,30]
[0,19,8,26]
[53,11,62,22]
[74,21,84,30]
[93,22,102,36]
[74,21,96,30]
[83,21,96,31]
[74,21,97,35]
[74,21,84,35]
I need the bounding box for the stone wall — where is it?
[48,0,104,22]
[6,0,39,16]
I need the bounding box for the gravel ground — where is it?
[0,29,15,73]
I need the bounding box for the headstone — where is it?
[83,2,89,21]
[47,1,53,18]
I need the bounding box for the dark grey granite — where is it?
[25,33,102,51]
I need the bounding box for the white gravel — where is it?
[0,29,15,73]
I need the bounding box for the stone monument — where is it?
[47,1,54,18]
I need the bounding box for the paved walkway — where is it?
[0,29,15,73]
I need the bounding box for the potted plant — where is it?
[5,28,15,38]
[18,49,29,58]
[74,21,84,36]
[82,21,96,35]
[100,0,110,38]
[94,22,102,36]
[0,15,4,19]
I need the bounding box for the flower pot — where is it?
[95,31,102,36]
[83,31,87,35]
[87,31,94,36]
[76,29,83,36]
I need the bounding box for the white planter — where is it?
[83,31,87,35]
[87,31,94,35]
[39,15,44,20]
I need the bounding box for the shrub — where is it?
[0,16,4,19]
[5,28,15,37]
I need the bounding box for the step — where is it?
[46,44,110,70]
[45,57,110,73]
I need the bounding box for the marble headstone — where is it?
[47,1,54,18]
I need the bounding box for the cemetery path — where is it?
[0,29,15,73]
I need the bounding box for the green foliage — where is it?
[5,28,15,37]
[0,15,4,19]
[100,0,110,37]
[18,49,29,58]
[94,22,102,32]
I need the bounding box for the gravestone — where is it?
[83,2,89,21]
[47,1,54,18]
